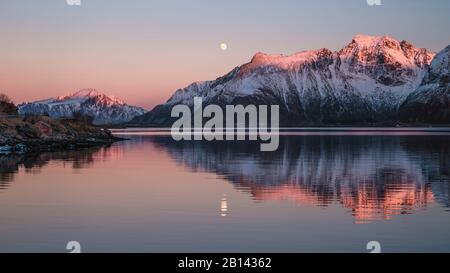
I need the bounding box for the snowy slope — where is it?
[132,35,436,126]
[18,89,146,125]
[399,45,450,123]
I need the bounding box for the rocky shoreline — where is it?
[0,138,121,155]
[0,115,122,155]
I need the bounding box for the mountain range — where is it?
[17,35,450,127]
[18,89,146,125]
[131,34,450,126]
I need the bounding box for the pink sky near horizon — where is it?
[1,0,449,110]
[1,34,245,110]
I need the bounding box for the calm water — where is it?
[1,130,450,253]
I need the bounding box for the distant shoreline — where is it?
[110,127,450,138]
[110,125,450,131]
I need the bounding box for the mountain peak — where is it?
[430,45,450,76]
[19,89,146,125]
[71,88,102,98]
[57,88,125,105]
[250,52,271,64]
[351,34,397,46]
[339,34,435,73]
[235,48,333,79]
[342,34,404,56]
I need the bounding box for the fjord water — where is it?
[0,130,450,252]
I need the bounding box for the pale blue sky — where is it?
[1,0,449,108]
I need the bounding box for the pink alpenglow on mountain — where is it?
[132,34,443,126]
[18,89,146,125]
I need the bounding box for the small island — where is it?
[0,94,120,155]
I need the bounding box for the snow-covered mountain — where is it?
[18,89,146,125]
[399,45,450,123]
[131,34,438,126]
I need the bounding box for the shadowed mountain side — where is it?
[399,46,450,123]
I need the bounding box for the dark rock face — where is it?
[398,86,450,123]
[399,46,450,124]
[130,103,174,126]
[131,35,444,127]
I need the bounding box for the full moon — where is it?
[220,43,228,51]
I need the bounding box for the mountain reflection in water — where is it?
[1,134,449,224]
[149,135,450,224]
